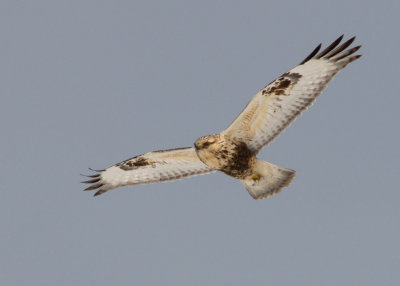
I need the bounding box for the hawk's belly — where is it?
[195,139,255,179]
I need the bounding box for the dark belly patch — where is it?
[219,141,253,178]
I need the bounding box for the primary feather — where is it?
[222,35,361,153]
[83,147,214,196]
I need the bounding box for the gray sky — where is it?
[1,1,399,285]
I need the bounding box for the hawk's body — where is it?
[83,35,361,200]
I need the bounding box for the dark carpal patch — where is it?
[117,157,155,170]
[277,79,291,89]
[281,72,302,81]
[262,72,302,96]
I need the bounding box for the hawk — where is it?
[83,35,361,200]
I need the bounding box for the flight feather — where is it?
[83,147,214,196]
[222,35,361,153]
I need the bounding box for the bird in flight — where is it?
[83,35,361,200]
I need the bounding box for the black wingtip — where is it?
[80,173,100,178]
[331,45,362,62]
[347,54,362,63]
[350,45,362,54]
[324,36,357,59]
[89,167,105,172]
[94,189,106,197]
[81,178,101,184]
[300,43,321,65]
[344,36,356,47]
[300,35,361,64]
[84,184,101,191]
[316,34,344,59]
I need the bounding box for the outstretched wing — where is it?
[222,35,362,153]
[82,147,215,196]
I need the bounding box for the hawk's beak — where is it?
[194,143,199,151]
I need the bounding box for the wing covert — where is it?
[222,35,361,153]
[82,147,215,196]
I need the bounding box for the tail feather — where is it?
[241,159,296,200]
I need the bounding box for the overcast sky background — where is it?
[1,1,399,285]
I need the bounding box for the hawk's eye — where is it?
[202,141,212,148]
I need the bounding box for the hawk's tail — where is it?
[240,159,296,200]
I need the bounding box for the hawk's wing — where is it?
[222,35,362,153]
[82,147,215,196]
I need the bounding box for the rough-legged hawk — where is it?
[83,35,361,200]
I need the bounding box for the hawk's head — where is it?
[194,134,227,170]
[194,134,220,151]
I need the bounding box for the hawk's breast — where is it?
[195,135,255,179]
